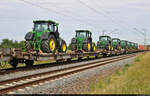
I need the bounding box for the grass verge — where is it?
[86,52,150,94]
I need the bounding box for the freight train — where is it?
[0,20,143,69]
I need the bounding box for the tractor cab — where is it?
[97,36,111,50]
[71,30,96,52]
[135,43,138,49]
[25,20,67,53]
[120,40,127,49]
[75,30,91,38]
[33,20,58,32]
[128,42,132,49]
[112,38,121,50]
[99,36,111,41]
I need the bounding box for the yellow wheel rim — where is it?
[108,45,111,50]
[88,43,91,51]
[62,43,66,52]
[50,39,55,51]
[93,45,96,51]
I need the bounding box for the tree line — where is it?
[0,39,25,49]
[0,39,72,50]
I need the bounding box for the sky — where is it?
[0,0,150,45]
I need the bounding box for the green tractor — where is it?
[71,30,96,52]
[25,20,67,53]
[111,38,121,50]
[120,40,127,50]
[127,41,130,50]
[132,42,135,49]
[97,35,112,51]
[120,40,128,54]
[135,43,138,49]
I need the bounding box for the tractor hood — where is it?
[100,40,107,45]
[76,37,84,44]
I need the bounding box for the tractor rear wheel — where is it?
[83,41,91,52]
[25,41,32,51]
[106,44,111,51]
[117,45,121,50]
[60,40,67,53]
[41,35,57,53]
[92,43,96,52]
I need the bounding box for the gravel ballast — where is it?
[0,55,126,81]
[13,56,136,94]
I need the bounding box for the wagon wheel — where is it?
[0,61,7,68]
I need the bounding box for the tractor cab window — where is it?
[112,39,118,42]
[34,23,48,32]
[49,24,55,32]
[100,37,108,41]
[89,33,91,37]
[76,32,87,37]
[121,41,125,44]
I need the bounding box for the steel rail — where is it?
[0,53,137,94]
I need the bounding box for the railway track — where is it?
[0,55,104,75]
[0,53,138,94]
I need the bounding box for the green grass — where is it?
[86,52,150,94]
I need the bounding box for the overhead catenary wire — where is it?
[78,0,143,40]
[90,0,143,37]
[21,0,99,30]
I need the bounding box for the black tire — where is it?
[60,40,67,53]
[71,44,76,51]
[25,41,32,51]
[117,44,121,50]
[106,43,111,51]
[83,39,91,52]
[41,35,57,53]
[92,43,96,52]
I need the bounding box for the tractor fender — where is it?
[58,39,66,51]
[59,39,66,47]
[25,32,34,40]
[71,38,76,44]
[41,32,50,40]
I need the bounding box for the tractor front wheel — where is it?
[83,42,91,52]
[42,35,57,53]
[25,41,32,51]
[60,40,67,53]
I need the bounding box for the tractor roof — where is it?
[33,20,59,25]
[99,35,111,38]
[121,40,127,42]
[76,30,91,33]
[112,38,120,40]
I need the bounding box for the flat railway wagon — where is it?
[0,47,141,69]
[0,48,102,69]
